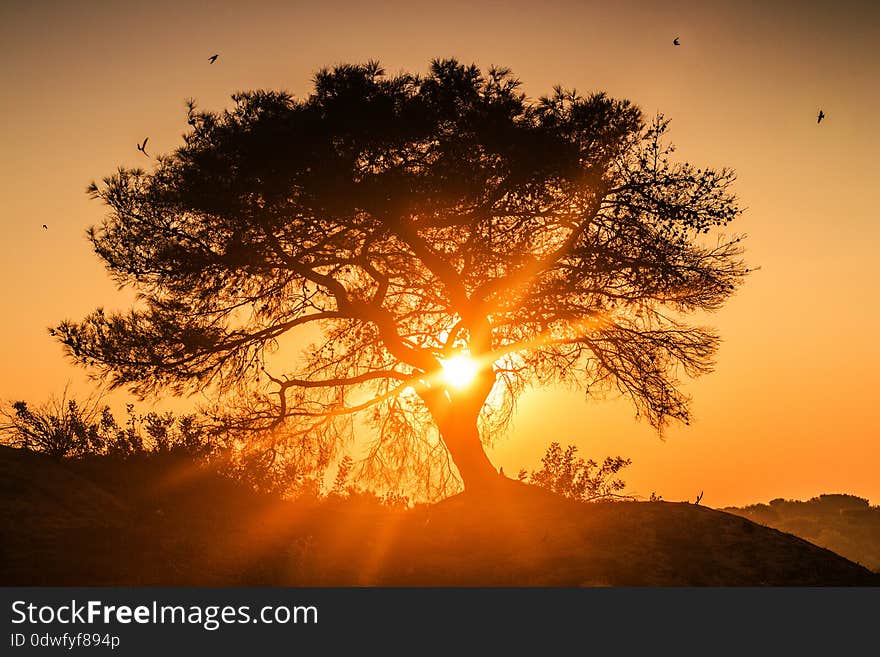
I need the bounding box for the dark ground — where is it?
[1,446,876,586]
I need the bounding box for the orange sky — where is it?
[1,0,877,506]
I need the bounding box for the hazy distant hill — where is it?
[1,446,876,586]
[723,495,880,573]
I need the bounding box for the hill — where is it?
[1,446,876,586]
[723,495,880,573]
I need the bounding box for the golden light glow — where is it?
[440,355,479,389]
[2,2,879,508]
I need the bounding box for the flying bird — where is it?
[208,54,219,64]
[817,110,825,124]
[673,36,680,46]
[42,224,48,230]
[136,137,149,156]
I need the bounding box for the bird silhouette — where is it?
[136,137,149,156]
[208,54,219,64]
[42,224,48,230]
[817,110,825,124]
[673,36,680,46]
[695,491,704,505]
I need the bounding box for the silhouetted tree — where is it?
[56,59,747,494]
[517,442,631,501]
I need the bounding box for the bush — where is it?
[518,442,632,501]
[0,391,311,496]
[1,391,399,502]
[0,390,107,458]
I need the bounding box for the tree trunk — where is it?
[419,374,500,492]
[438,411,498,492]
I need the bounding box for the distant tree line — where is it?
[724,495,880,572]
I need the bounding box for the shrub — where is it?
[518,442,632,501]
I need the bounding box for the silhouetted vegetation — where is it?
[0,392,319,497]
[517,442,631,501]
[55,58,748,494]
[0,390,423,506]
[724,495,880,572]
[0,389,108,458]
[0,392,209,459]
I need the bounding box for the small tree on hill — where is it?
[518,442,631,501]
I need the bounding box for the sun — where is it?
[440,354,479,389]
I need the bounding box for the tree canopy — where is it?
[57,59,748,495]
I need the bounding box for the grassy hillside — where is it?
[1,446,876,586]
[724,495,880,573]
